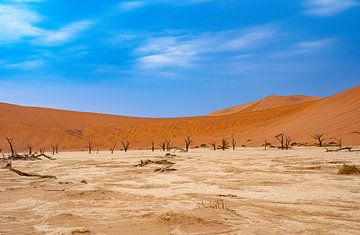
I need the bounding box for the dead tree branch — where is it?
[312,134,325,147]
[231,135,236,150]
[121,140,130,152]
[275,132,292,150]
[220,137,230,151]
[110,143,116,154]
[184,136,193,152]
[87,141,94,154]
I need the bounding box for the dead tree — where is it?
[275,132,292,150]
[27,144,33,155]
[6,137,15,157]
[264,140,269,151]
[40,147,45,154]
[312,134,325,147]
[231,135,236,150]
[220,137,230,150]
[165,138,171,151]
[87,141,94,154]
[55,145,59,154]
[210,141,217,151]
[334,138,343,148]
[96,149,99,154]
[51,145,56,155]
[184,137,193,152]
[110,143,116,154]
[160,141,166,151]
[121,140,130,152]
[151,140,155,152]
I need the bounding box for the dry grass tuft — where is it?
[158,212,204,225]
[338,164,360,175]
[201,198,228,210]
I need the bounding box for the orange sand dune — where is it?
[0,86,359,152]
[210,95,321,116]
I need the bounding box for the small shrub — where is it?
[338,164,360,175]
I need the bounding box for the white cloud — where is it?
[136,25,276,69]
[35,21,93,46]
[0,3,93,46]
[304,0,359,16]
[0,4,43,43]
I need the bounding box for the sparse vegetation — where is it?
[338,164,360,175]
[201,198,228,210]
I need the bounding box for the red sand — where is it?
[0,86,359,151]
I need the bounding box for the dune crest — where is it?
[209,95,321,116]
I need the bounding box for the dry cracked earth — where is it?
[1,148,360,234]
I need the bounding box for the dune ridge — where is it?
[0,86,359,151]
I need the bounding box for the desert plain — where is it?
[1,147,359,235]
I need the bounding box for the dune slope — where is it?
[0,86,359,151]
[209,95,321,116]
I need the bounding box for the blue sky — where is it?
[0,0,359,117]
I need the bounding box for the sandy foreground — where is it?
[0,148,359,235]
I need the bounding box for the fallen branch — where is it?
[6,164,56,179]
[326,147,352,152]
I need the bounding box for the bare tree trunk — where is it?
[151,141,155,152]
[27,144,33,155]
[165,139,171,151]
[87,141,94,154]
[121,140,130,152]
[6,137,15,157]
[312,134,325,147]
[231,135,236,151]
[184,137,193,152]
[210,141,216,151]
[110,143,116,154]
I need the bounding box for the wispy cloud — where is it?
[0,4,43,43]
[3,59,44,70]
[303,0,359,16]
[135,25,276,69]
[35,21,93,46]
[270,38,335,58]
[0,3,93,46]
[117,0,212,11]
[118,1,146,11]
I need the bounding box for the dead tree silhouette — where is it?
[121,140,130,152]
[220,137,230,150]
[87,141,94,154]
[275,132,292,150]
[27,144,33,155]
[110,143,116,154]
[184,137,193,152]
[312,134,325,147]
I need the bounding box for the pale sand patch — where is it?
[0,147,359,234]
